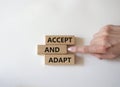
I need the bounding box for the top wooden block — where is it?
[45,35,75,45]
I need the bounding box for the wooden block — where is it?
[45,54,75,65]
[45,35,75,45]
[37,45,67,55]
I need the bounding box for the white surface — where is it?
[0,0,120,87]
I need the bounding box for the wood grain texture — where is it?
[45,54,75,65]
[37,45,67,55]
[45,35,75,45]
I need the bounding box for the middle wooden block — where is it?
[37,45,67,55]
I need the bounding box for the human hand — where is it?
[68,25,120,59]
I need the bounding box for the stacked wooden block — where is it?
[37,35,76,65]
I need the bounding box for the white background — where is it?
[0,0,120,87]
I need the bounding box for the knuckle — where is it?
[99,46,107,53]
[101,35,109,41]
[92,46,106,53]
[102,25,113,33]
[100,36,110,47]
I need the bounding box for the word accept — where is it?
[46,35,75,45]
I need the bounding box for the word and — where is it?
[38,45,67,55]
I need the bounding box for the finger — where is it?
[94,31,120,38]
[90,36,112,48]
[92,53,116,59]
[94,25,113,38]
[95,25,120,37]
[107,43,120,56]
[92,54,103,59]
[68,45,107,54]
[91,36,120,46]
[93,32,109,38]
[99,25,113,32]
[111,25,120,32]
[91,43,120,59]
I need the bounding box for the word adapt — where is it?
[45,55,75,65]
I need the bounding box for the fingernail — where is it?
[68,47,76,52]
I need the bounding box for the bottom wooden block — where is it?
[45,54,75,65]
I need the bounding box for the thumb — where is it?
[68,45,107,54]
